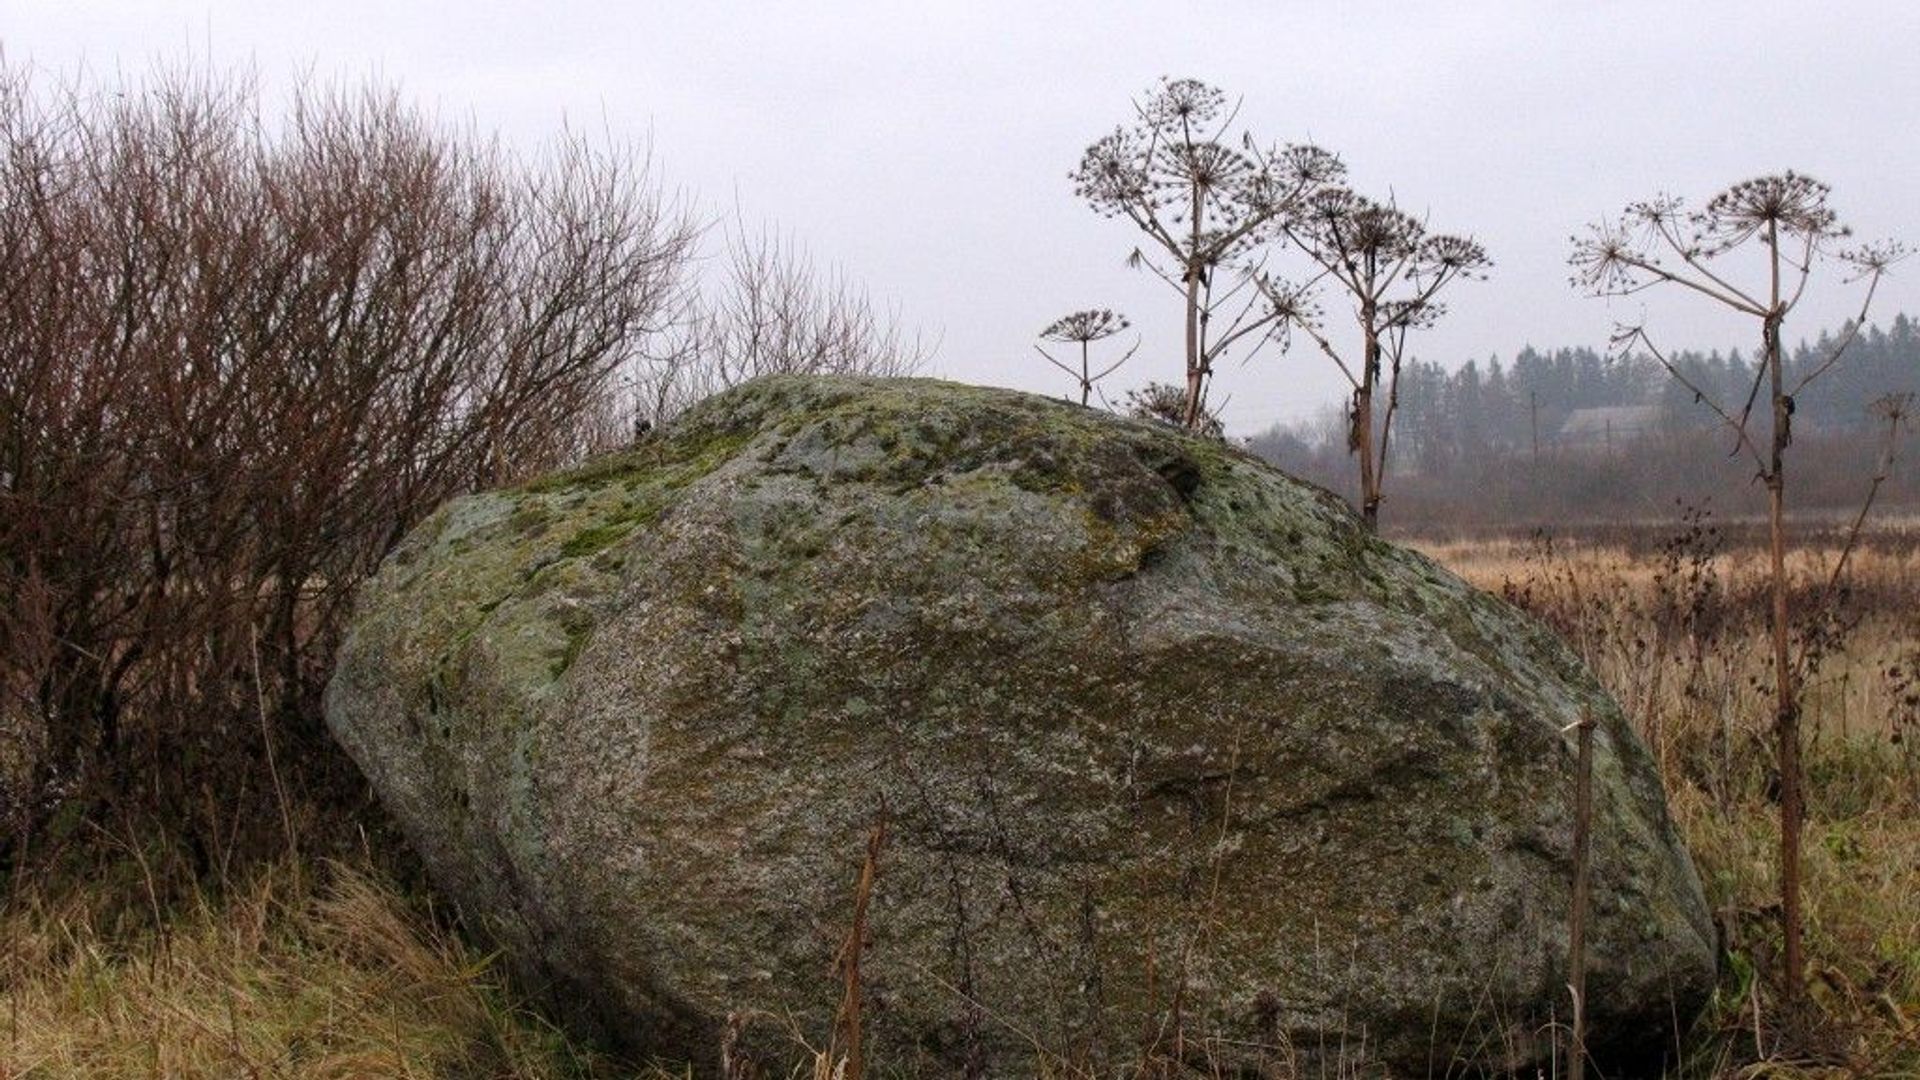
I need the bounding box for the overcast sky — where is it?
[10,1,1920,433]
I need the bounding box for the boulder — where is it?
[325,375,1714,1075]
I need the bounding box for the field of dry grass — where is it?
[2,510,1915,1077]
[1410,511,1920,1078]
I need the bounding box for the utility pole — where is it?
[1530,389,1540,462]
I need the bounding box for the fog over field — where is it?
[11,0,1920,433]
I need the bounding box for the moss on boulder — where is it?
[326,375,1714,1075]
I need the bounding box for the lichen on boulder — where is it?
[325,374,1714,1075]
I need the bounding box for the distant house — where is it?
[1556,404,1662,449]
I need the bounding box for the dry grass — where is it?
[0,858,629,1078]
[1411,515,1920,1078]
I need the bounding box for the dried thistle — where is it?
[1040,308,1131,344]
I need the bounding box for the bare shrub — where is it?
[639,222,930,428]
[0,62,697,869]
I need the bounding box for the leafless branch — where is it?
[1614,324,1769,473]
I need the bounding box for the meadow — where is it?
[2,510,1915,1078]
[1413,512,1920,1078]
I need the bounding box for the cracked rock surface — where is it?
[326,374,1713,1075]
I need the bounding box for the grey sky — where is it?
[10,1,1920,433]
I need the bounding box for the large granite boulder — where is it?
[326,375,1714,1075]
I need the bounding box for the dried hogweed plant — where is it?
[1570,171,1907,1005]
[1035,309,1138,407]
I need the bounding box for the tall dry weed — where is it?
[1426,512,1920,1075]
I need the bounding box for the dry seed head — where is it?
[1039,309,1131,343]
[1140,77,1228,128]
[1694,172,1844,255]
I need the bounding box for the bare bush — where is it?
[639,223,930,427]
[0,63,697,865]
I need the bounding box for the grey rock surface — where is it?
[326,374,1715,1075]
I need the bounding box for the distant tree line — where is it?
[1248,314,1920,526]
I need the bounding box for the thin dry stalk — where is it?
[248,624,297,866]
[1565,709,1597,1080]
[826,812,888,1080]
[720,1010,754,1080]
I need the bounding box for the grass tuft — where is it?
[0,858,629,1078]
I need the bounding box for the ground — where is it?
[3,512,1915,1078]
